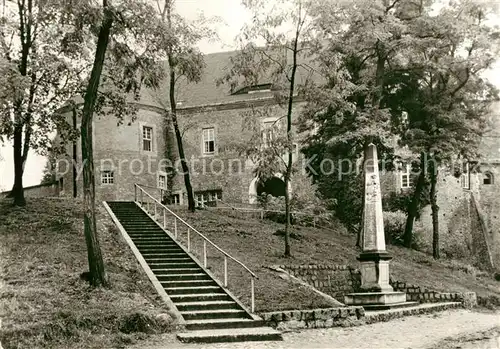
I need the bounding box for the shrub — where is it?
[383,191,412,213]
[383,211,407,245]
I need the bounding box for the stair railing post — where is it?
[251,277,255,313]
[224,256,228,287]
[134,185,137,202]
[154,202,157,220]
[203,240,207,268]
[187,228,190,252]
[147,200,150,215]
[163,208,167,229]
[174,218,177,239]
[140,190,143,207]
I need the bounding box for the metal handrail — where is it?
[134,183,258,312]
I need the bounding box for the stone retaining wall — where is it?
[390,281,478,308]
[275,264,361,299]
[272,264,478,309]
[261,307,365,331]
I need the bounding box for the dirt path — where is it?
[132,309,500,349]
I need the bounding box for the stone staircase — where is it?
[106,201,282,343]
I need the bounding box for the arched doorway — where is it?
[248,174,291,204]
[257,177,286,197]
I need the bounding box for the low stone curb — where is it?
[364,302,463,324]
[260,307,365,331]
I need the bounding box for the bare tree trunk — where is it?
[165,0,195,212]
[284,158,292,257]
[72,106,78,198]
[12,123,25,206]
[282,2,304,257]
[10,0,34,206]
[429,157,440,259]
[403,152,426,248]
[80,0,112,287]
[164,114,177,202]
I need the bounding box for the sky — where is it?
[0,0,499,191]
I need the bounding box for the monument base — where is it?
[344,291,407,307]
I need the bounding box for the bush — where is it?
[383,191,412,213]
[383,211,407,245]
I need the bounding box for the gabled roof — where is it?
[139,49,324,110]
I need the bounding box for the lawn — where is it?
[0,198,176,349]
[2,197,499,348]
[167,206,500,312]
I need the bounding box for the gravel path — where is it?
[133,309,500,349]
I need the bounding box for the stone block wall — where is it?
[0,182,61,199]
[261,307,365,331]
[277,264,361,300]
[390,280,477,308]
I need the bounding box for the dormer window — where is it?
[231,83,273,95]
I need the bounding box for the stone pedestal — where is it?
[344,144,407,308]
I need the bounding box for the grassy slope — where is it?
[169,207,500,312]
[0,198,175,349]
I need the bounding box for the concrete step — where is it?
[150,262,199,269]
[128,231,168,236]
[146,257,193,263]
[177,327,283,343]
[137,245,181,251]
[176,300,239,312]
[133,242,179,248]
[126,227,164,230]
[161,280,217,288]
[170,293,231,303]
[152,268,204,275]
[364,302,462,324]
[184,318,265,331]
[362,301,419,311]
[141,253,186,259]
[155,273,210,281]
[164,285,222,295]
[133,239,174,244]
[180,308,248,321]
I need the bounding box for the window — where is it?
[483,172,494,185]
[231,83,273,95]
[262,120,278,147]
[202,128,215,154]
[400,164,412,189]
[158,174,167,189]
[101,170,114,185]
[461,163,470,189]
[195,190,222,208]
[172,193,180,205]
[142,126,153,152]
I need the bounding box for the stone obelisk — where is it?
[344,144,407,309]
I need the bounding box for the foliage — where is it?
[299,0,500,257]
[383,210,407,245]
[220,0,320,256]
[382,189,430,215]
[149,0,220,212]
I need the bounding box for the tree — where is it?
[220,0,319,257]
[388,0,500,256]
[61,0,170,286]
[300,0,415,244]
[0,0,85,206]
[152,0,217,212]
